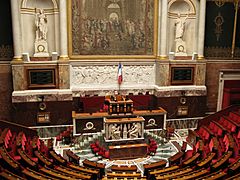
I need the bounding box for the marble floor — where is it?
[54,129,191,175]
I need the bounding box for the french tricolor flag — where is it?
[118,63,123,84]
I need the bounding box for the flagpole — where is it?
[117,62,122,95]
[118,83,121,95]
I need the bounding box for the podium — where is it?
[107,98,133,114]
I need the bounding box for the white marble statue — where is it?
[175,12,189,40]
[35,8,48,41]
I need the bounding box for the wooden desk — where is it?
[197,152,216,167]
[195,170,226,180]
[66,150,80,164]
[54,166,92,180]
[109,143,148,160]
[22,168,54,180]
[49,150,67,165]
[174,169,209,180]
[82,159,105,177]
[211,151,232,170]
[34,150,52,167]
[150,165,179,176]
[1,169,26,180]
[228,157,240,172]
[72,107,167,135]
[155,167,193,179]
[144,160,167,170]
[168,151,184,166]
[17,148,37,168]
[182,152,200,166]
[111,165,137,172]
[106,172,141,178]
[0,146,20,170]
[143,160,167,177]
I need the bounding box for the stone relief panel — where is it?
[70,64,155,88]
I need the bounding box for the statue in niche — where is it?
[174,11,189,56]
[34,8,49,57]
[128,123,141,139]
[35,8,48,41]
[175,12,189,40]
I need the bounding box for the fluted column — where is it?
[59,0,69,60]
[159,0,168,59]
[197,0,206,59]
[10,0,22,61]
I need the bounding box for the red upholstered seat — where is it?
[238,131,240,139]
[103,151,110,159]
[98,150,104,156]
[90,143,96,148]
[93,147,99,153]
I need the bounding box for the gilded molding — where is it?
[157,55,168,60]
[59,55,70,60]
[68,0,158,59]
[11,58,24,64]
[197,55,205,60]
[21,8,59,14]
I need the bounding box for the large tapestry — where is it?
[204,1,238,59]
[69,0,156,57]
[0,0,13,59]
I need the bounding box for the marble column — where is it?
[159,0,168,59]
[59,0,69,60]
[197,0,206,59]
[10,0,22,61]
[157,1,161,56]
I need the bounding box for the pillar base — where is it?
[197,55,205,60]
[158,55,168,60]
[59,55,69,60]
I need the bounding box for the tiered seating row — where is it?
[0,128,103,180]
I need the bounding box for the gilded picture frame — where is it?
[68,0,158,59]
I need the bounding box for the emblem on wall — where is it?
[214,12,224,42]
[215,1,225,8]
[146,118,157,127]
[83,122,96,131]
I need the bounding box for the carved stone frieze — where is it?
[70,64,155,88]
